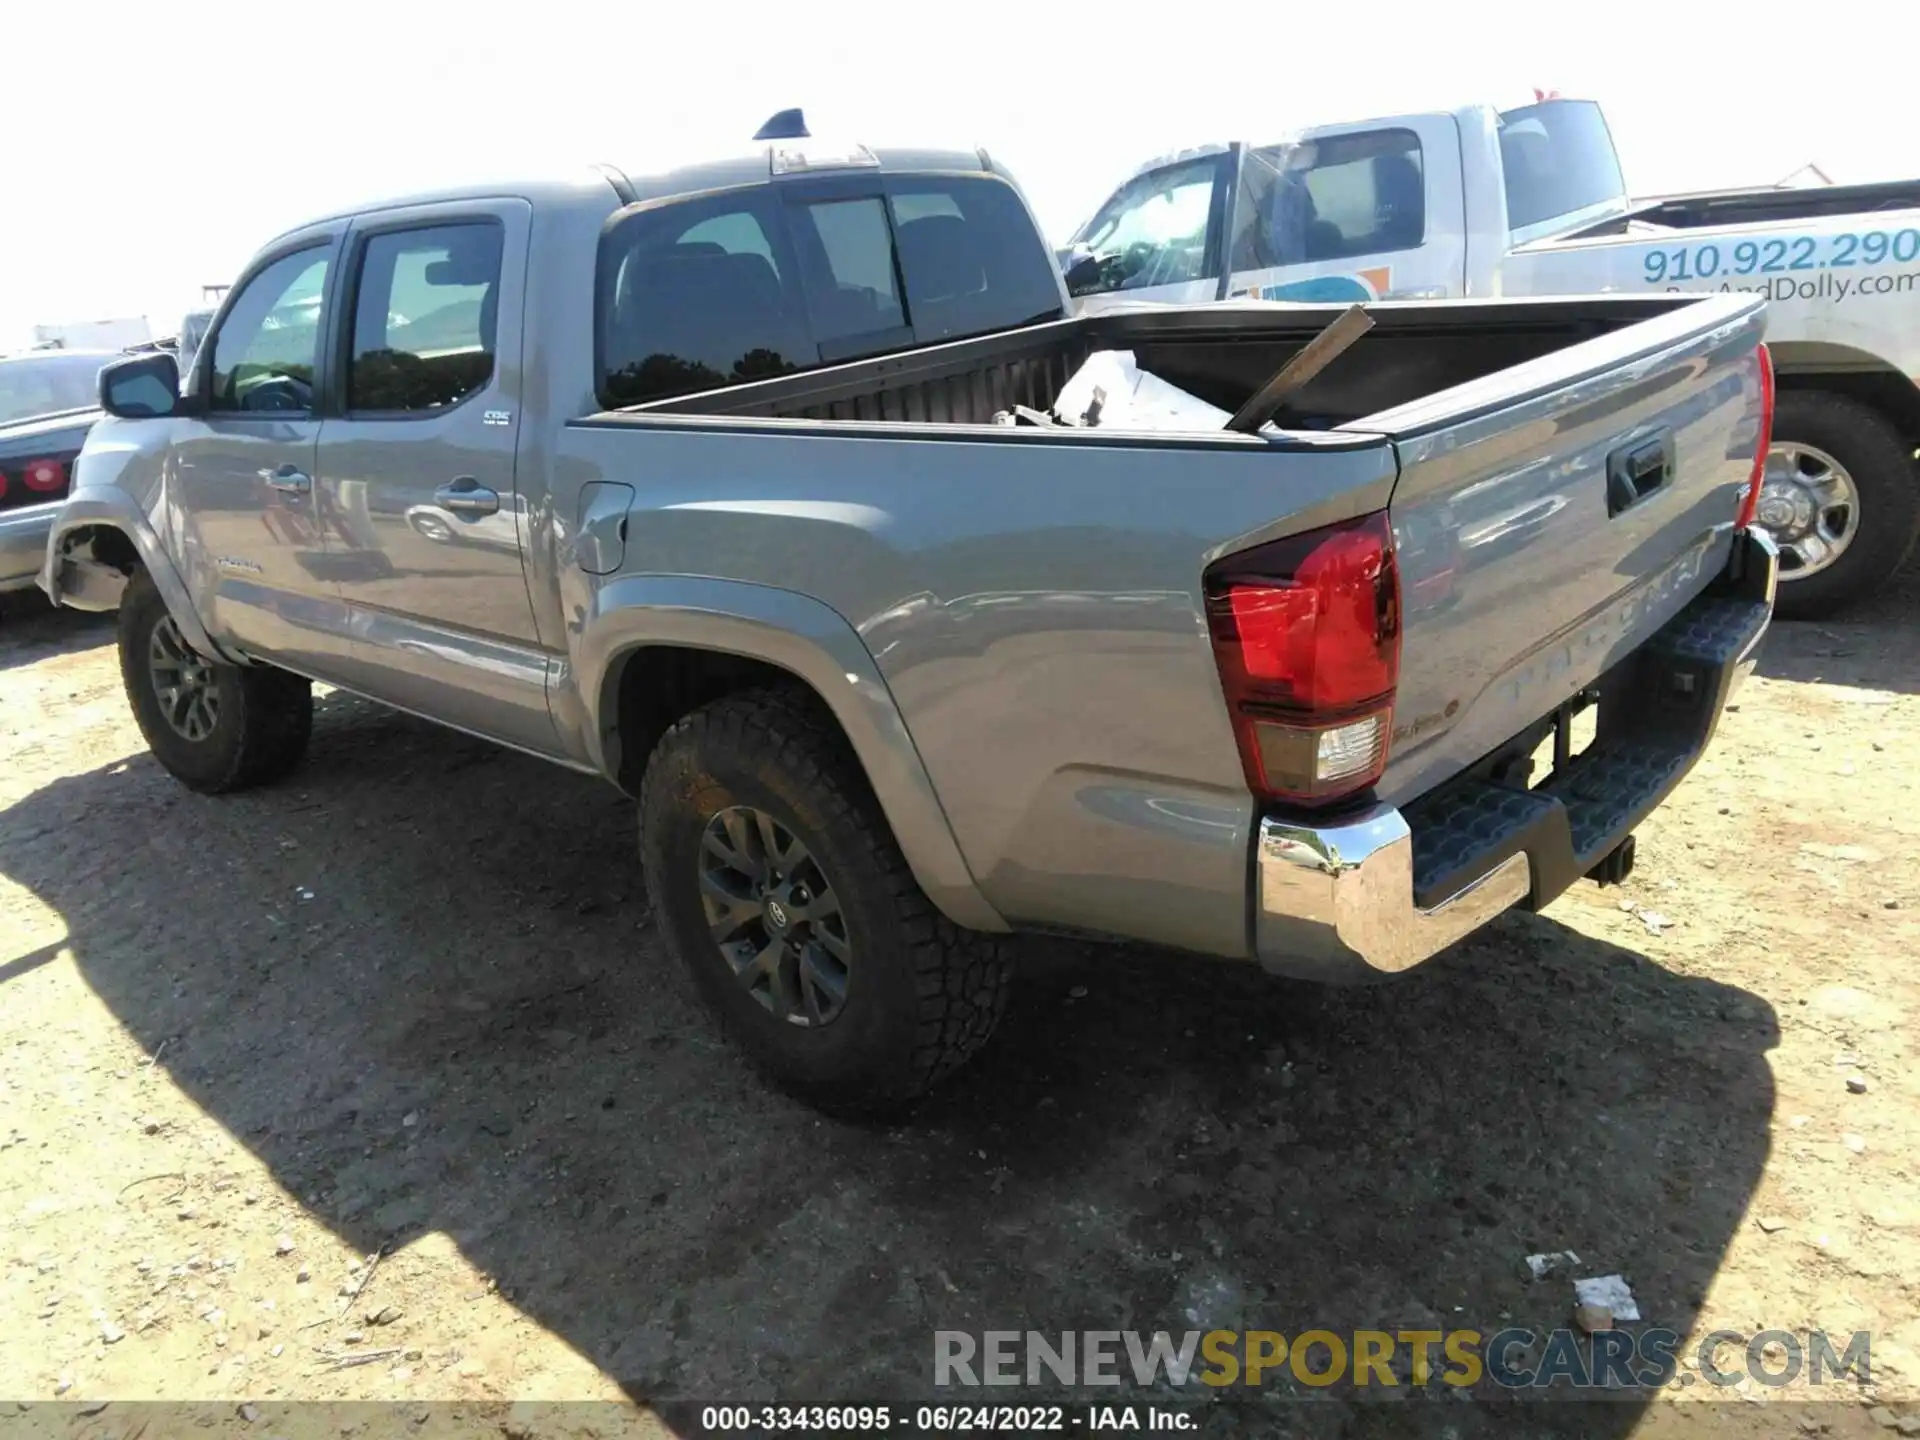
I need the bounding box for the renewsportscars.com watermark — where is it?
[934,1328,1873,1392]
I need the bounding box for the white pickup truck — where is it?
[1062,97,1920,616]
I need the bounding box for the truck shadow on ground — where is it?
[1,692,1780,1437]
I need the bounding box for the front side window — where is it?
[209,249,329,414]
[1235,130,1425,268]
[348,222,503,413]
[1066,156,1224,296]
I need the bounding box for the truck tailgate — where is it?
[1351,291,1769,810]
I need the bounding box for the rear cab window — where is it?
[598,174,1064,407]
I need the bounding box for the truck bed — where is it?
[629,295,1690,433]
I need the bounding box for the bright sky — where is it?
[4,0,1914,350]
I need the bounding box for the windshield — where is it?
[1497,100,1627,233]
[1065,152,1228,296]
[0,353,103,427]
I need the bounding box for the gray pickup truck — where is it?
[39,135,1778,1112]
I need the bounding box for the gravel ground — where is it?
[1,575,1917,1438]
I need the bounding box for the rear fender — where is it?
[571,574,1008,934]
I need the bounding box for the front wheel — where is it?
[638,688,1014,1115]
[117,570,314,793]
[1759,391,1920,619]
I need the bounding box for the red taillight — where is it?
[1736,343,1775,531]
[1205,510,1401,807]
[21,456,68,493]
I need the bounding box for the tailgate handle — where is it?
[1606,430,1675,517]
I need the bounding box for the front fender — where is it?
[38,486,224,659]
[570,574,1008,935]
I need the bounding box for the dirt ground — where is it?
[1,570,1917,1439]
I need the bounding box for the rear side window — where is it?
[598,175,1064,407]
[347,222,503,413]
[1497,100,1627,233]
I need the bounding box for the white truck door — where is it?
[1224,114,1465,305]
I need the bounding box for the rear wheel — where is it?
[117,570,313,793]
[638,687,1014,1114]
[1760,391,1920,619]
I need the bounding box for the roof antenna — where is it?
[754,108,809,141]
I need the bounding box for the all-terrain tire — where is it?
[117,569,314,794]
[638,687,1014,1115]
[1768,391,1920,619]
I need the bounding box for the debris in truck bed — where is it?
[1048,304,1373,436]
[1050,350,1235,432]
[991,404,1062,428]
[1225,303,1374,434]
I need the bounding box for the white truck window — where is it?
[1067,155,1224,294]
[1236,130,1425,268]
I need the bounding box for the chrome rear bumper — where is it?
[1252,529,1776,984]
[1256,808,1532,982]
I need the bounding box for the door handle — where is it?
[435,477,499,516]
[259,465,311,495]
[1605,429,1675,518]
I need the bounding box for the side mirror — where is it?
[99,352,182,419]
